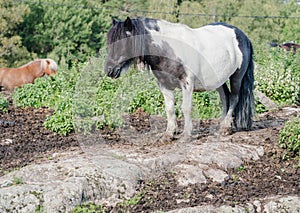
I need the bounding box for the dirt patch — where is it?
[0,100,80,175]
[0,95,299,212]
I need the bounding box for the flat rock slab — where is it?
[0,154,142,212]
[103,140,264,185]
[0,136,266,212]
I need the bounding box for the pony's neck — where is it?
[29,60,44,77]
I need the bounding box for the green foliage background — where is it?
[1,0,299,67]
[255,46,300,106]
[0,0,33,67]
[0,93,8,112]
[279,115,300,165]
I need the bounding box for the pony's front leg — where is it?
[180,83,194,142]
[160,86,177,141]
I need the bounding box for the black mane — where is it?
[107,18,152,44]
[105,17,160,77]
[107,17,159,68]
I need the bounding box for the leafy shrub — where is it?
[279,116,300,161]
[12,63,80,135]
[192,91,221,119]
[255,45,300,107]
[12,76,56,108]
[74,67,164,132]
[43,92,74,136]
[127,75,165,116]
[73,57,121,132]
[12,64,79,108]
[123,71,221,119]
[0,94,9,112]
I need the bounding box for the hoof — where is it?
[177,134,192,143]
[218,126,233,136]
[156,133,174,144]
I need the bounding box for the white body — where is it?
[148,20,243,91]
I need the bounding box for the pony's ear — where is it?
[124,17,133,32]
[46,59,51,65]
[112,17,117,26]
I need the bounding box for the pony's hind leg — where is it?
[219,73,242,135]
[159,85,178,141]
[217,83,230,120]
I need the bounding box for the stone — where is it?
[173,164,207,186]
[203,168,228,183]
[263,196,300,213]
[168,196,300,213]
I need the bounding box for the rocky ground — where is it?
[0,96,299,212]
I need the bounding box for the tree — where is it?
[103,0,149,19]
[0,0,32,67]
[19,0,111,65]
[279,0,300,42]
[147,0,178,22]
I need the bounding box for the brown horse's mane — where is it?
[19,59,58,71]
[19,59,43,69]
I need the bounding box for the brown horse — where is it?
[280,42,300,54]
[270,42,300,54]
[0,59,58,91]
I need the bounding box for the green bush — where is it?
[192,91,221,119]
[279,116,300,161]
[127,75,165,116]
[122,70,221,120]
[12,63,80,135]
[43,92,74,136]
[0,94,9,112]
[12,64,79,108]
[255,44,300,107]
[73,57,122,132]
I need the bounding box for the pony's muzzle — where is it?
[105,66,121,79]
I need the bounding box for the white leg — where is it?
[181,83,194,141]
[160,85,177,137]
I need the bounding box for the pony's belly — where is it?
[193,80,207,92]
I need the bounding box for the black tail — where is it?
[234,43,255,130]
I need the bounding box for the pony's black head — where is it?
[105,17,146,78]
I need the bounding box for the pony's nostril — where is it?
[106,66,112,75]
[108,67,113,76]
